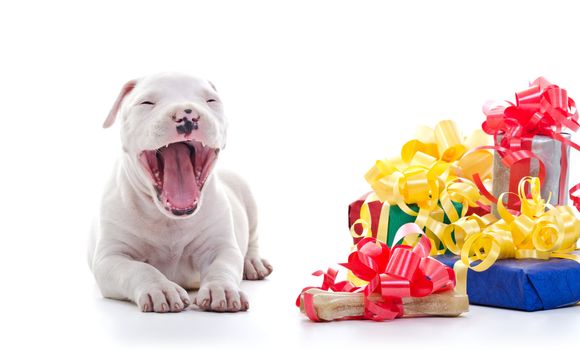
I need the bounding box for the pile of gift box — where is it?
[297,77,580,322]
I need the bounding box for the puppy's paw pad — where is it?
[244,256,273,280]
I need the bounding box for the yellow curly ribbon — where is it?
[351,119,580,276]
[460,177,580,271]
[359,120,492,250]
[435,120,467,162]
[457,130,494,182]
[367,121,492,207]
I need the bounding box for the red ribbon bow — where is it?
[483,77,579,139]
[299,224,456,321]
[480,77,580,210]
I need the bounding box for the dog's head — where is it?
[104,72,227,219]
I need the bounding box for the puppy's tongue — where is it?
[159,143,199,209]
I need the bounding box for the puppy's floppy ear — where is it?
[103,79,137,128]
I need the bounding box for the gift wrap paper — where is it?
[492,134,570,216]
[436,254,580,311]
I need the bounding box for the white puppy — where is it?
[88,72,272,313]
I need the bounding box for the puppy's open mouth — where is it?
[139,141,219,216]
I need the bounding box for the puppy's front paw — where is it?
[244,255,273,280]
[195,281,248,313]
[136,280,191,313]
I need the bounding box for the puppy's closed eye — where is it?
[140,101,155,105]
[206,99,217,103]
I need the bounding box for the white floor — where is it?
[20,264,576,350]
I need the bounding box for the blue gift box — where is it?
[435,254,580,311]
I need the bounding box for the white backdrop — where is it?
[1,1,579,349]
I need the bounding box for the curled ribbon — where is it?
[353,175,580,272]
[482,77,580,210]
[352,117,579,274]
[458,177,580,271]
[300,223,459,322]
[356,120,493,253]
[366,120,492,210]
[295,268,358,320]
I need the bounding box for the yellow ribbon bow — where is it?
[459,177,580,271]
[359,120,493,253]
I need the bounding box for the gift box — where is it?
[435,254,580,311]
[491,133,571,216]
[348,194,463,247]
[482,77,580,213]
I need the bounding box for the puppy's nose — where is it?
[173,109,200,136]
[176,119,197,135]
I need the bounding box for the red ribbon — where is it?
[299,224,456,322]
[468,144,546,210]
[570,183,580,213]
[295,269,357,305]
[482,77,580,211]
